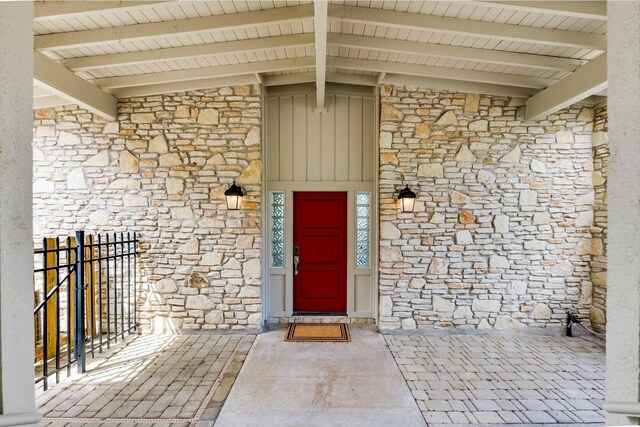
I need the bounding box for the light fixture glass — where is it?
[398,185,417,213]
[224,181,244,210]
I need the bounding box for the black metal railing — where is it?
[33,231,139,390]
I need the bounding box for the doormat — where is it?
[284,323,351,342]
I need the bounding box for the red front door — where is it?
[293,192,347,313]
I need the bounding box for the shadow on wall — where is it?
[32,85,264,334]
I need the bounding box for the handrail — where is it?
[604,401,640,417]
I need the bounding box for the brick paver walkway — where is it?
[385,334,605,426]
[37,333,254,427]
[35,331,605,427]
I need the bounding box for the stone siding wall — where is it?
[32,85,263,332]
[590,101,608,332]
[378,85,597,331]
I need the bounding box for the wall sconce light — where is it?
[398,185,417,213]
[224,181,244,210]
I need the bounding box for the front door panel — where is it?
[293,192,347,313]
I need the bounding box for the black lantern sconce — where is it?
[398,185,417,213]
[224,181,244,210]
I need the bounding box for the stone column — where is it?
[605,1,640,425]
[0,2,39,426]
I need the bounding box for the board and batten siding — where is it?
[266,92,375,183]
[265,84,377,321]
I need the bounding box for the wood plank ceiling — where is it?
[32,0,608,120]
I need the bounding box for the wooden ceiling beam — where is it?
[328,4,606,50]
[34,1,169,21]
[381,73,536,97]
[262,72,379,87]
[35,4,314,50]
[96,57,315,89]
[329,56,554,89]
[526,53,607,120]
[62,34,314,71]
[314,1,328,109]
[111,74,259,98]
[328,33,581,72]
[476,1,607,20]
[326,72,378,87]
[262,72,316,87]
[34,52,117,119]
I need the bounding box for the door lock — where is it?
[294,256,300,275]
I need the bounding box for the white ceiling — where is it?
[32,0,608,119]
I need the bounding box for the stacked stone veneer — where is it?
[590,101,608,332]
[32,83,610,334]
[32,85,262,332]
[378,85,601,331]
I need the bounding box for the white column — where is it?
[605,1,640,426]
[0,2,40,426]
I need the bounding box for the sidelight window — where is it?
[356,192,371,268]
[271,192,285,268]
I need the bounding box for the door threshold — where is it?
[267,316,376,325]
[292,312,348,317]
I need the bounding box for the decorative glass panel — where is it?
[355,192,370,268]
[271,192,285,267]
[356,193,369,205]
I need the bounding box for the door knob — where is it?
[294,256,300,275]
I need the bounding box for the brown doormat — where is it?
[284,323,351,342]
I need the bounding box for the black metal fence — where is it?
[33,231,139,390]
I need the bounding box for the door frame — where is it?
[264,181,377,320]
[261,83,380,324]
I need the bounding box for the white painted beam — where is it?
[62,34,314,71]
[328,4,606,50]
[525,53,607,120]
[328,33,581,72]
[262,71,378,87]
[34,1,168,21]
[97,57,315,89]
[382,73,536,98]
[314,1,328,109]
[327,73,378,87]
[328,56,554,88]
[35,4,314,50]
[111,74,259,98]
[262,72,316,87]
[477,1,607,20]
[33,52,117,119]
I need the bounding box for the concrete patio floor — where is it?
[34,327,605,427]
[215,325,425,427]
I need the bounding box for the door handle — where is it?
[294,256,300,275]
